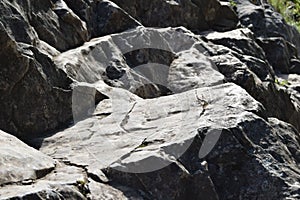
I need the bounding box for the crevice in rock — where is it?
[195,90,209,117]
[120,102,137,132]
[61,160,88,170]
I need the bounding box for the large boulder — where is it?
[0,163,88,199]
[38,81,300,199]
[1,0,300,199]
[54,26,224,98]
[0,0,91,138]
[237,0,300,51]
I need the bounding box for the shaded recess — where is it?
[123,48,175,98]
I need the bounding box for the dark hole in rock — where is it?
[124,48,175,69]
[106,60,126,80]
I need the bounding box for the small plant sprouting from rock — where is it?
[275,78,291,87]
[229,0,237,8]
[76,178,90,196]
[137,142,148,148]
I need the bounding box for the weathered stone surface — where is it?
[88,179,145,200]
[237,0,300,52]
[0,184,86,200]
[257,37,298,73]
[200,26,300,134]
[0,0,89,138]
[111,0,238,31]
[205,28,266,61]
[0,130,55,186]
[206,116,300,199]
[290,58,300,74]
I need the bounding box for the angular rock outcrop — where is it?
[0,0,78,138]
[0,163,88,199]
[0,0,88,51]
[0,0,141,139]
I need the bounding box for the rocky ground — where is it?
[1,0,300,199]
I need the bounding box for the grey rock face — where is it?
[257,37,297,73]
[206,116,300,199]
[237,0,300,48]
[0,0,143,138]
[0,162,88,199]
[0,0,84,138]
[1,0,300,199]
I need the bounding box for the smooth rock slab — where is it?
[40,82,262,171]
[39,82,263,199]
